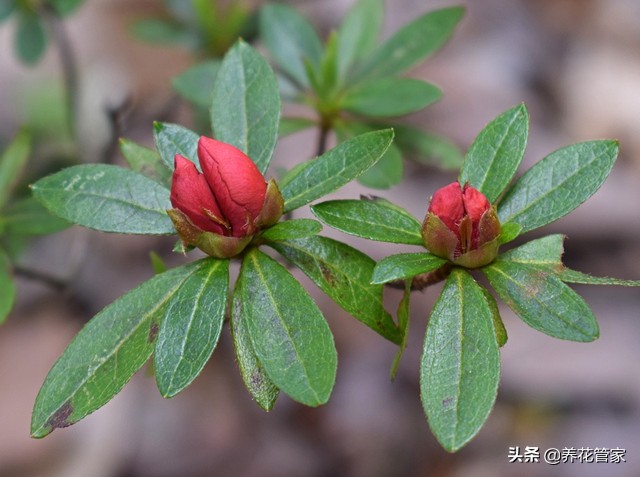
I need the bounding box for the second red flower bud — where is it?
[422,182,500,268]
[168,136,283,258]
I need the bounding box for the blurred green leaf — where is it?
[498,222,522,244]
[31,259,213,438]
[311,198,422,245]
[337,0,383,82]
[154,259,229,398]
[149,251,167,275]
[50,0,84,16]
[120,138,172,187]
[393,125,463,170]
[173,60,220,108]
[280,129,393,212]
[270,236,401,344]
[31,164,174,235]
[260,219,322,242]
[0,130,30,208]
[153,122,200,170]
[484,260,599,342]
[343,78,441,118]
[498,140,618,233]
[278,117,316,137]
[231,275,279,411]
[211,41,280,174]
[353,6,464,81]
[0,249,15,325]
[131,18,191,45]
[460,103,529,203]
[0,0,16,22]
[421,269,500,452]
[15,12,47,65]
[2,197,69,236]
[239,248,337,406]
[260,4,322,88]
[371,253,446,285]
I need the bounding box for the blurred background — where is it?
[1,0,639,476]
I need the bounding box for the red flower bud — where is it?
[422,182,500,268]
[168,137,284,258]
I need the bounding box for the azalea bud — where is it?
[168,137,284,258]
[421,182,500,268]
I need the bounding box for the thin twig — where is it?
[385,263,453,291]
[316,124,329,157]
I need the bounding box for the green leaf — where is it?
[558,268,640,287]
[211,40,281,174]
[269,236,401,344]
[278,117,316,137]
[31,259,212,438]
[50,0,84,15]
[153,122,200,170]
[393,125,463,170]
[498,140,619,233]
[0,0,17,22]
[31,164,175,235]
[280,129,393,212]
[498,222,522,244]
[2,197,69,236]
[481,288,507,347]
[0,249,16,325]
[356,141,403,189]
[120,138,172,187]
[337,0,383,82]
[15,12,47,65]
[311,198,422,245]
[131,19,191,45]
[343,78,441,118]
[149,251,167,275]
[260,219,322,242]
[172,60,220,108]
[154,259,229,398]
[353,6,464,81]
[460,103,529,203]
[484,260,599,342]
[259,4,323,88]
[0,130,30,208]
[421,269,500,452]
[390,280,411,380]
[239,248,337,406]
[371,253,446,285]
[231,267,279,411]
[499,234,565,268]
[335,122,403,189]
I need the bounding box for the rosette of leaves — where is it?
[312,103,640,451]
[29,41,403,438]
[260,0,465,189]
[0,0,84,64]
[0,131,70,323]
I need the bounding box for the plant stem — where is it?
[13,265,67,291]
[41,5,78,139]
[316,124,329,157]
[385,263,453,291]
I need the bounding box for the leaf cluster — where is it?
[260,0,465,188]
[313,103,639,450]
[30,41,402,438]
